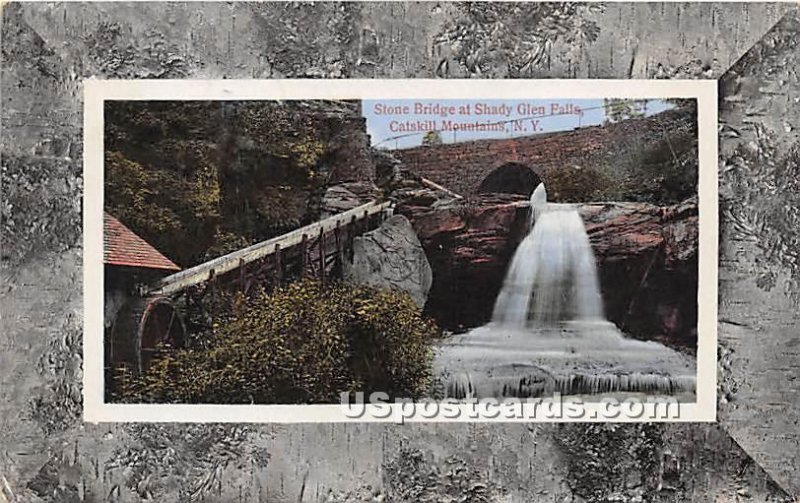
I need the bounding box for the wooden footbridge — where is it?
[151,200,393,297]
[108,200,393,375]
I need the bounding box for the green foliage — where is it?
[545,165,619,203]
[545,120,698,205]
[112,280,439,404]
[105,150,221,266]
[231,102,328,171]
[422,130,443,146]
[603,98,646,123]
[665,98,698,116]
[201,229,253,262]
[619,130,698,204]
[105,101,342,267]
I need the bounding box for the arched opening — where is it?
[478,163,541,196]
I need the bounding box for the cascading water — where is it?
[492,184,603,327]
[433,182,697,399]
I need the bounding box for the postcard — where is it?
[83,79,717,422]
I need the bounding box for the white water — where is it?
[435,183,696,398]
[492,183,604,327]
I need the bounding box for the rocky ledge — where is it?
[398,194,698,352]
[396,194,529,332]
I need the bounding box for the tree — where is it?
[665,98,698,118]
[104,101,338,267]
[603,99,646,124]
[422,130,443,146]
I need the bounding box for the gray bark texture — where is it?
[2,2,799,502]
[717,10,800,497]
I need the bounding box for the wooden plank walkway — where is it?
[149,200,393,296]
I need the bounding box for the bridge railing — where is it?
[149,200,393,297]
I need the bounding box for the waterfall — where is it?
[492,183,604,327]
[434,182,696,399]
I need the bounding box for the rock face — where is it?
[580,197,699,351]
[396,194,530,330]
[344,215,433,309]
[401,194,698,351]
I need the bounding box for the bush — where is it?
[544,133,698,204]
[545,165,619,203]
[104,101,342,268]
[104,149,221,267]
[112,280,439,404]
[617,129,698,205]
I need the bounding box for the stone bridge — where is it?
[391,109,694,197]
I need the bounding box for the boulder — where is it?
[396,194,529,331]
[344,215,433,309]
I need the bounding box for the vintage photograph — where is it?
[98,85,707,410]
[7,2,800,501]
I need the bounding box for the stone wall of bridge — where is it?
[391,109,695,197]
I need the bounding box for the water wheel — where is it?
[108,295,186,375]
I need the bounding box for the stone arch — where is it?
[478,163,542,196]
[109,295,186,374]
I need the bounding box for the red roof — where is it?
[104,213,180,272]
